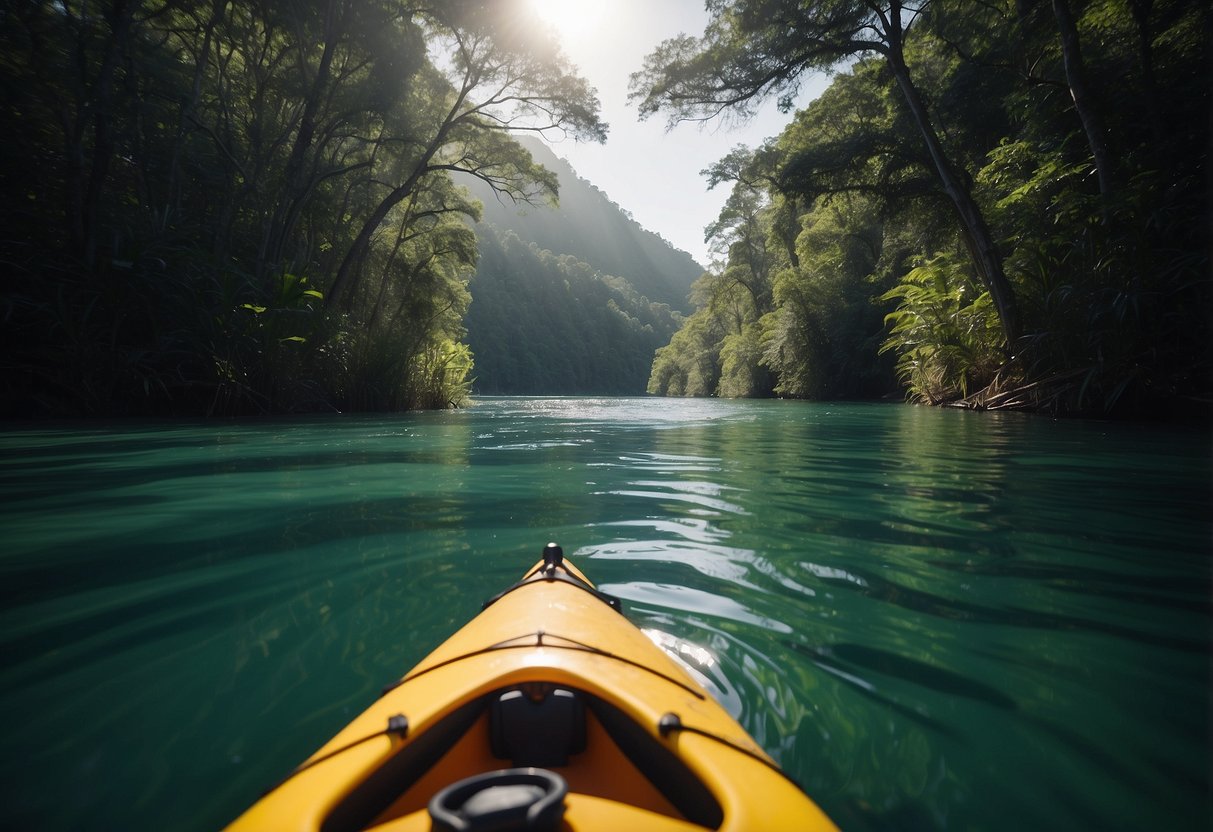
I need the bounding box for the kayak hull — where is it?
[225,555,837,831]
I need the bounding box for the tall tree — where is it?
[325,0,607,310]
[702,147,777,315]
[1050,0,1114,197]
[629,0,1020,347]
[0,0,609,415]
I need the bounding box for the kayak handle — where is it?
[429,767,567,832]
[541,542,563,573]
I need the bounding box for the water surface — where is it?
[1,398,1209,830]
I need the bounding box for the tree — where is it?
[630,0,1020,348]
[1049,0,1114,198]
[703,147,778,315]
[648,308,727,396]
[325,0,607,310]
[0,0,609,415]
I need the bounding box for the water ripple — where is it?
[1,399,1208,832]
[599,581,794,634]
[584,539,756,586]
[601,486,749,516]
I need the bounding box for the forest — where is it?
[468,136,703,315]
[460,136,699,395]
[0,0,609,416]
[465,228,682,395]
[2,1,1208,418]
[639,0,1209,417]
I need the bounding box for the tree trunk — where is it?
[367,210,414,332]
[774,195,800,270]
[327,154,445,312]
[327,71,473,311]
[885,48,1020,348]
[1052,0,1115,197]
[65,0,135,268]
[265,0,343,275]
[166,0,224,230]
[1126,0,1165,148]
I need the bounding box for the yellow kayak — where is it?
[226,544,837,831]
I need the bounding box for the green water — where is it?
[1,398,1209,830]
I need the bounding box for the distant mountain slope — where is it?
[460,136,703,313]
[458,136,701,395]
[465,230,681,395]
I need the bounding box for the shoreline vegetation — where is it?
[2,1,1208,421]
[1,0,606,419]
[636,1,1209,421]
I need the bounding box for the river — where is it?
[1,397,1209,830]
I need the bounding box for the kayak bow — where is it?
[225,544,837,831]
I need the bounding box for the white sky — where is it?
[527,0,829,268]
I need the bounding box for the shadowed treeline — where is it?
[0,0,607,417]
[637,0,1209,417]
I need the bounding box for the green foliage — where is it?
[645,143,786,399]
[642,0,1209,416]
[994,212,1211,414]
[879,255,1004,404]
[467,231,680,395]
[463,136,703,314]
[634,0,1024,349]
[322,327,474,412]
[776,60,933,212]
[0,0,605,416]
[648,310,725,397]
[761,195,897,400]
[718,322,770,397]
[629,0,876,127]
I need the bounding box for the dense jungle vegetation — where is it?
[3,1,1207,417]
[1,0,609,416]
[639,0,1209,417]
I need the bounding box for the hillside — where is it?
[465,231,681,395]
[458,137,703,395]
[462,137,703,312]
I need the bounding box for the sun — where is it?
[527,0,605,41]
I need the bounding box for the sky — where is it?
[525,0,830,268]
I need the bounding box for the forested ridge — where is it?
[466,136,704,313]
[638,0,1209,417]
[465,229,683,394]
[460,135,699,395]
[0,0,610,417]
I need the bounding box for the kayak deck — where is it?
[357,690,712,831]
[226,549,837,831]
